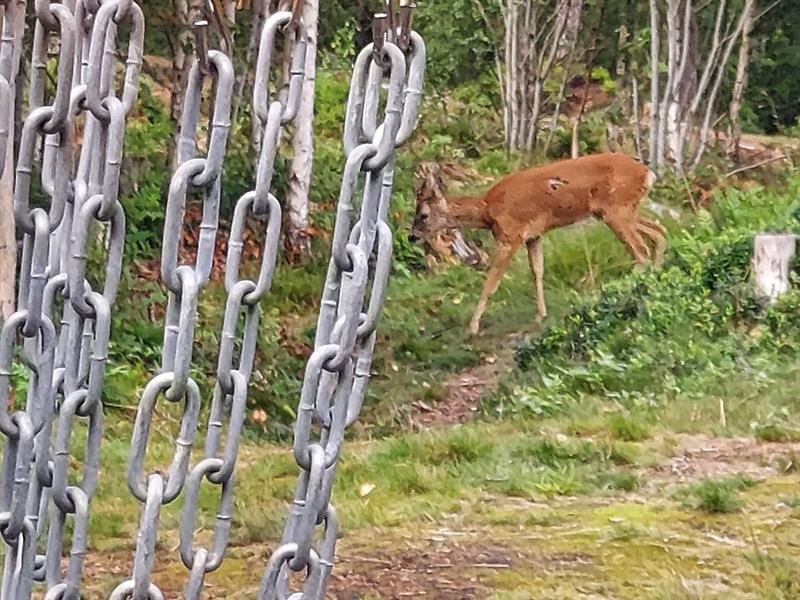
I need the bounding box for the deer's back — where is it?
[483,153,652,240]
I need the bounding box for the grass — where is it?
[685,477,755,514]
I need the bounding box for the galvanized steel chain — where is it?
[3,2,424,598]
[175,10,307,600]
[1,0,144,599]
[1,1,77,598]
[258,19,426,600]
[108,30,235,600]
[40,0,143,597]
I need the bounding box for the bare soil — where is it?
[650,432,800,483]
[410,347,513,428]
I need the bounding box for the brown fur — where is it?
[410,153,667,334]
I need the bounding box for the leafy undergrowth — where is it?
[499,174,800,441]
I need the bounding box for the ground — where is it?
[59,352,800,599]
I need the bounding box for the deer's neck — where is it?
[446,194,489,230]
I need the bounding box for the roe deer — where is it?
[408,153,667,334]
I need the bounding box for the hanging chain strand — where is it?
[2,1,77,598]
[259,15,426,600]
[108,36,234,600]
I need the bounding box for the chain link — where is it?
[176,9,308,598]
[3,2,426,598]
[111,38,235,598]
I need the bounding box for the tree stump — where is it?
[752,234,797,304]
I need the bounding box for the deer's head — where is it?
[409,164,449,242]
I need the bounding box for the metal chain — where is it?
[176,10,307,599]
[40,1,143,597]
[109,37,235,600]
[0,1,144,599]
[258,27,426,600]
[1,2,78,598]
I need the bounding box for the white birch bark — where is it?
[666,0,693,166]
[728,0,754,158]
[488,0,580,151]
[0,1,27,320]
[648,0,660,166]
[632,74,643,161]
[655,0,679,169]
[284,0,318,262]
[753,234,797,304]
[692,0,754,170]
[674,0,726,168]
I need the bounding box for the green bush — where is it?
[507,175,800,418]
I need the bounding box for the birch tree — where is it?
[645,0,760,172]
[479,0,580,151]
[0,1,27,320]
[727,0,755,158]
[284,0,318,262]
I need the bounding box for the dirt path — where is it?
[649,432,800,483]
[410,345,514,428]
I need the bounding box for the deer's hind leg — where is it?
[468,241,519,335]
[525,237,547,322]
[636,217,667,268]
[604,217,651,266]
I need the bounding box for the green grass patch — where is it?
[685,476,757,514]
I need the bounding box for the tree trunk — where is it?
[0,0,27,321]
[558,0,583,61]
[728,0,754,160]
[647,0,660,166]
[284,0,318,263]
[665,0,697,168]
[232,0,266,127]
[674,0,726,169]
[655,0,679,169]
[167,0,193,166]
[493,0,573,152]
[692,0,754,170]
[752,234,797,304]
[632,74,643,161]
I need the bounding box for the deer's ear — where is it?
[435,175,446,191]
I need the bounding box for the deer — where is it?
[408,152,667,335]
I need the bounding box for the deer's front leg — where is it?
[468,242,518,335]
[526,237,547,322]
